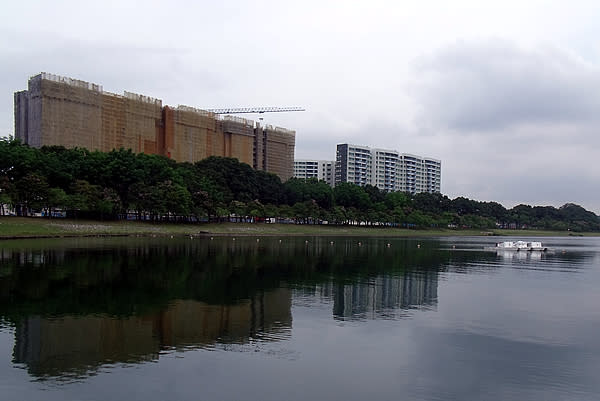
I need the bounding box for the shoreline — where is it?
[1,217,597,240]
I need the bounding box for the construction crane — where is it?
[205,107,305,114]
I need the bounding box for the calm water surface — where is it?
[1,235,599,400]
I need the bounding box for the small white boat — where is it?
[485,241,548,252]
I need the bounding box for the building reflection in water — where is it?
[13,289,292,378]
[330,271,438,320]
[3,236,446,379]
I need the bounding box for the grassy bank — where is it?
[1,216,597,239]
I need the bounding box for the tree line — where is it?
[1,138,598,231]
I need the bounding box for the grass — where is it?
[1,216,597,239]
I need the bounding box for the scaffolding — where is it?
[14,73,297,180]
[169,105,219,162]
[262,125,296,181]
[40,72,103,92]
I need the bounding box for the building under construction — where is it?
[14,73,296,181]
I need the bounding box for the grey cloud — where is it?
[404,39,600,213]
[441,132,600,212]
[0,32,228,136]
[412,39,600,132]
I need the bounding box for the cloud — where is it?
[404,39,600,213]
[412,39,600,132]
[2,3,599,214]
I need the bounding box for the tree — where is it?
[256,171,284,205]
[278,204,294,221]
[479,201,508,221]
[190,177,225,220]
[284,178,333,209]
[127,182,152,220]
[229,200,247,222]
[16,173,49,215]
[372,202,389,226]
[292,201,309,224]
[413,192,450,214]
[333,182,371,211]
[263,204,280,220]
[97,188,121,219]
[391,205,406,225]
[2,137,598,231]
[450,197,478,215]
[385,191,410,210]
[104,148,143,214]
[46,188,69,218]
[363,185,385,204]
[331,206,347,225]
[558,203,600,231]
[0,176,14,216]
[510,204,534,228]
[157,180,192,220]
[195,156,260,203]
[405,210,431,228]
[246,200,265,221]
[68,180,103,218]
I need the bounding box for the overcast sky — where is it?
[2,0,600,213]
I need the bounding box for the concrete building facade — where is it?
[335,144,373,187]
[293,159,334,186]
[373,148,400,193]
[398,154,442,194]
[260,125,296,181]
[335,143,441,194]
[14,73,295,181]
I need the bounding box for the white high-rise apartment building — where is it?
[398,154,442,194]
[335,144,441,194]
[293,160,334,186]
[423,158,442,193]
[373,148,400,193]
[334,144,374,187]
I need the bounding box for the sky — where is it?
[2,0,600,213]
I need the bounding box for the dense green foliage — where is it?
[1,138,598,231]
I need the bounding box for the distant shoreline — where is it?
[1,217,597,240]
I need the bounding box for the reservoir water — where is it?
[1,235,599,400]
